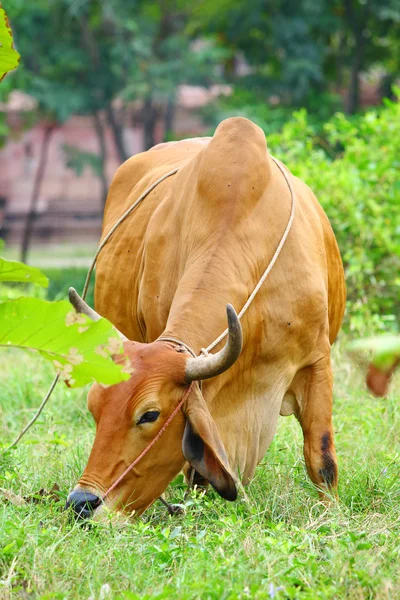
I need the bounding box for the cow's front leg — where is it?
[183,463,210,493]
[297,355,338,496]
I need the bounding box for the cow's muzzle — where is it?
[65,490,102,519]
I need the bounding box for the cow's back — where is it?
[96,120,344,350]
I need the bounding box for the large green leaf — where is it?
[0,5,20,82]
[0,298,130,387]
[0,257,49,287]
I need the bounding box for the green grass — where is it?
[2,244,97,267]
[0,339,399,599]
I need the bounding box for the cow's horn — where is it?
[185,305,242,382]
[68,287,127,340]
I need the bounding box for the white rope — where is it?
[157,336,197,358]
[82,167,179,298]
[202,155,296,354]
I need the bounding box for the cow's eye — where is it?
[137,411,160,425]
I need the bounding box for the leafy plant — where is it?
[0,257,49,287]
[266,98,400,331]
[0,4,20,81]
[63,144,104,178]
[0,297,129,388]
[0,254,128,388]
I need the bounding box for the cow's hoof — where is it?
[167,503,185,516]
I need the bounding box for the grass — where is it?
[0,338,399,599]
[2,244,97,268]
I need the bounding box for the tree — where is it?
[4,0,225,260]
[333,0,400,113]
[191,0,338,105]
[70,0,226,150]
[192,0,400,113]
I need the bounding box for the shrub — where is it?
[266,99,400,332]
[44,267,95,308]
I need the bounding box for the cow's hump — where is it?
[197,117,271,207]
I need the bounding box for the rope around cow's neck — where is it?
[6,154,295,458]
[82,167,180,300]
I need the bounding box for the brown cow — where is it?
[66,117,345,519]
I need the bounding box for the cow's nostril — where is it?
[65,490,102,519]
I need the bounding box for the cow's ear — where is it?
[182,384,237,501]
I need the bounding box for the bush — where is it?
[266,98,400,332]
[44,267,95,308]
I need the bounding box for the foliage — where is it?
[192,0,335,102]
[5,0,225,153]
[0,4,20,82]
[351,335,400,372]
[202,88,342,137]
[0,297,129,388]
[0,255,127,387]
[4,0,90,124]
[192,0,400,113]
[45,266,95,308]
[0,256,48,287]
[63,144,104,178]
[0,340,399,597]
[265,97,400,331]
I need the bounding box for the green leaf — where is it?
[0,5,20,82]
[63,144,103,178]
[0,298,130,387]
[0,257,49,287]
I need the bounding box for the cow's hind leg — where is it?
[294,355,338,496]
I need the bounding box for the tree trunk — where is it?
[20,124,55,264]
[346,33,364,113]
[335,32,346,92]
[343,0,369,114]
[92,112,108,207]
[143,95,158,150]
[106,105,129,164]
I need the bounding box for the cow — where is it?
[66,117,346,520]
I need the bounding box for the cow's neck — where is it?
[160,252,248,356]
[142,124,274,354]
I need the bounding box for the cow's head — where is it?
[66,289,242,519]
